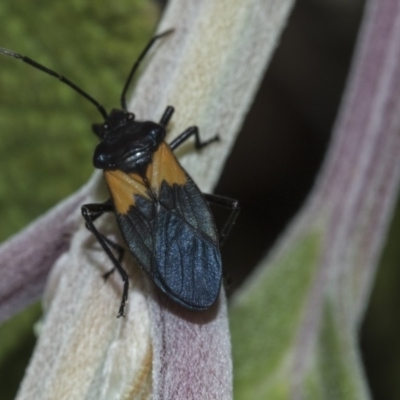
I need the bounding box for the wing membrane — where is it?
[153,189,221,309]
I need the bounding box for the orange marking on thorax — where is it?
[104,143,187,213]
[104,169,149,214]
[147,142,187,194]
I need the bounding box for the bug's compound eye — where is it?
[92,122,106,138]
[128,113,135,120]
[92,121,113,138]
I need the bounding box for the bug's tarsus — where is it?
[196,133,220,149]
[0,47,108,120]
[120,29,174,111]
[82,203,129,317]
[203,194,240,246]
[117,296,127,318]
[169,125,220,151]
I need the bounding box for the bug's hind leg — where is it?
[169,126,219,151]
[203,194,240,246]
[205,194,239,292]
[81,202,128,318]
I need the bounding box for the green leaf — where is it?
[231,229,322,398]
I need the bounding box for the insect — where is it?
[0,30,239,317]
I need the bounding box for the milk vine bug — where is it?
[0,31,239,317]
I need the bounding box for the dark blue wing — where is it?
[153,204,221,309]
[116,177,222,310]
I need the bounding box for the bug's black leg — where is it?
[82,199,124,278]
[83,199,113,224]
[203,194,240,246]
[100,236,124,279]
[169,126,220,151]
[82,203,129,318]
[159,106,175,127]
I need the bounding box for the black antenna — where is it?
[120,29,174,111]
[0,47,108,120]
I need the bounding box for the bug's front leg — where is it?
[82,200,125,278]
[81,202,128,318]
[169,126,219,151]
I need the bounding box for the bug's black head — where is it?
[92,109,135,139]
[93,109,166,173]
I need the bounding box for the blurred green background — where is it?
[0,0,399,399]
[0,1,158,243]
